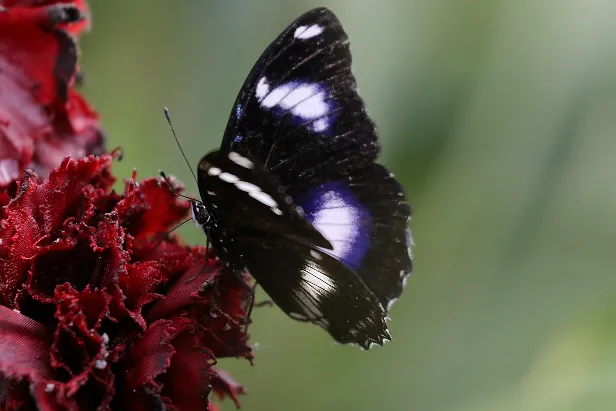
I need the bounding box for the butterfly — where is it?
[184,7,412,350]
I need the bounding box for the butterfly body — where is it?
[191,8,412,349]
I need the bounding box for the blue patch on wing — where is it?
[296,182,372,270]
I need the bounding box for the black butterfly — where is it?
[185,7,412,349]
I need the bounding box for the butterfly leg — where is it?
[205,234,212,261]
[142,217,192,260]
[251,284,273,307]
[183,259,209,284]
[254,300,273,308]
[232,269,256,334]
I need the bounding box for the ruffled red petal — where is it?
[211,368,246,409]
[0,155,114,306]
[0,305,52,380]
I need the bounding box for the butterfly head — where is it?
[190,200,210,228]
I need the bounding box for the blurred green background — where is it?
[81,1,616,410]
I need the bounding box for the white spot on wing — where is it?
[256,77,333,133]
[219,172,240,183]
[312,118,328,132]
[213,165,283,215]
[294,24,323,39]
[260,83,291,107]
[228,152,254,169]
[301,264,335,296]
[208,167,221,176]
[312,191,359,260]
[262,83,328,119]
[256,77,269,100]
[249,190,277,208]
[235,181,260,193]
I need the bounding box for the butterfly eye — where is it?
[191,201,210,226]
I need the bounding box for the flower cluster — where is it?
[0,2,252,410]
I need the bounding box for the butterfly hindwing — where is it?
[221,8,379,190]
[295,164,412,309]
[235,230,390,349]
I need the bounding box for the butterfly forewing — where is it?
[197,150,332,250]
[221,8,379,190]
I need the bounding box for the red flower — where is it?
[0,1,252,409]
[0,1,104,191]
[0,155,252,410]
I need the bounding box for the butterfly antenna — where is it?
[164,107,198,184]
[158,170,200,203]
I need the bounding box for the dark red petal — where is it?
[136,178,191,240]
[0,170,41,306]
[210,368,245,409]
[115,319,191,410]
[146,261,220,323]
[89,215,130,289]
[198,271,253,362]
[0,305,52,380]
[123,320,178,389]
[116,176,190,242]
[161,333,216,411]
[120,261,167,314]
